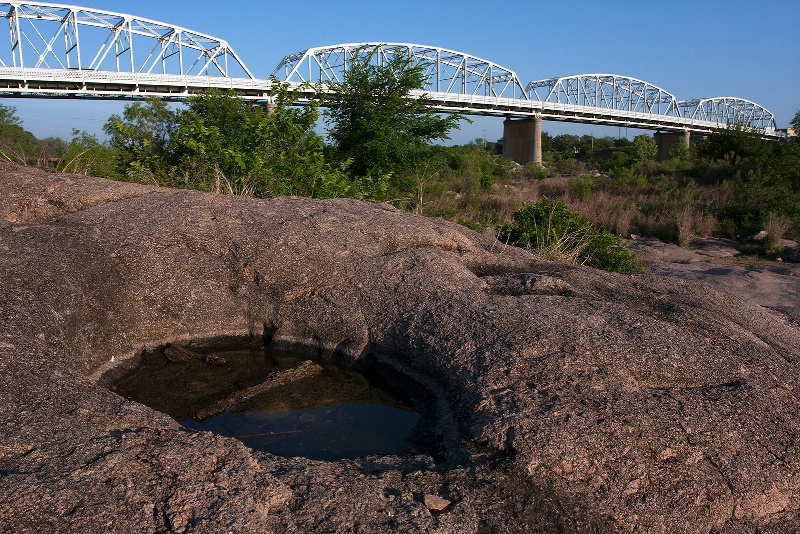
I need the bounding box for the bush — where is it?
[524,162,547,180]
[569,176,593,201]
[497,197,642,274]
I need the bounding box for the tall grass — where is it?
[766,212,791,250]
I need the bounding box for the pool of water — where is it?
[110,343,425,461]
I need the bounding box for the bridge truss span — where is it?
[527,74,681,117]
[271,42,529,100]
[678,97,777,131]
[0,2,253,78]
[0,4,782,139]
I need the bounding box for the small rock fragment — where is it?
[424,494,451,511]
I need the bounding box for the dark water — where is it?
[111,343,423,461]
[180,404,420,459]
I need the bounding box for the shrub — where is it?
[569,176,593,201]
[524,162,547,180]
[497,197,642,274]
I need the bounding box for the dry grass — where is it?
[539,176,570,199]
[766,212,791,250]
[568,190,637,237]
[631,204,717,246]
[693,210,717,237]
[421,170,730,247]
[675,207,696,246]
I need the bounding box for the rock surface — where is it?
[1,163,799,533]
[633,236,800,324]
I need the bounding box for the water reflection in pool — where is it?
[111,343,424,461]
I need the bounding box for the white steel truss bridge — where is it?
[0,3,781,139]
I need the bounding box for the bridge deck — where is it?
[0,68,780,138]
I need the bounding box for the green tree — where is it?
[626,134,658,163]
[103,98,177,180]
[59,130,119,177]
[257,82,350,199]
[323,46,464,198]
[172,84,350,198]
[540,131,553,153]
[0,103,37,163]
[171,89,272,191]
[552,134,581,155]
[693,124,770,167]
[103,85,351,199]
[790,109,800,135]
[668,137,690,160]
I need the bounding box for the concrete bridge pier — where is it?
[502,115,542,165]
[654,130,691,161]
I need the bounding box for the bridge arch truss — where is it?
[271,42,529,100]
[0,2,253,78]
[527,74,681,117]
[677,97,777,131]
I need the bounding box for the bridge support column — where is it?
[502,115,542,165]
[654,130,691,161]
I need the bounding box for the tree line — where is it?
[0,46,798,269]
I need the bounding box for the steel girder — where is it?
[678,97,776,131]
[271,42,529,100]
[0,2,253,78]
[527,74,680,117]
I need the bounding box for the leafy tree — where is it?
[0,103,37,163]
[103,84,351,199]
[323,46,464,198]
[667,137,690,160]
[0,104,22,129]
[540,131,553,153]
[259,82,351,199]
[171,89,272,191]
[591,136,616,151]
[103,98,177,180]
[790,109,800,135]
[614,137,632,148]
[684,125,800,238]
[172,84,351,198]
[552,134,581,155]
[626,134,658,163]
[694,124,769,167]
[36,137,68,161]
[59,130,119,177]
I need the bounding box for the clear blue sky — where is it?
[5,0,798,144]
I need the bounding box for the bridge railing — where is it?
[0,67,273,97]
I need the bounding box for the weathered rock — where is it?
[1,162,799,533]
[782,239,800,263]
[424,494,452,511]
